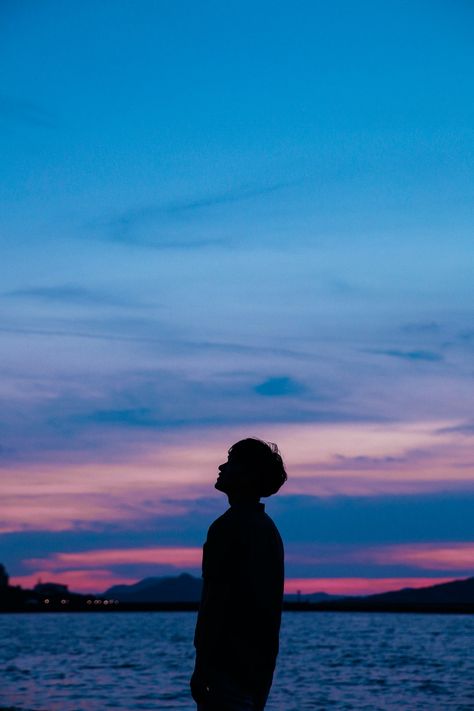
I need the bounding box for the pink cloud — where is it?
[2,419,474,533]
[25,546,202,570]
[285,542,474,573]
[361,542,474,570]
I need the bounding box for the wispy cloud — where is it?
[3,284,146,309]
[436,421,474,436]
[91,180,296,246]
[371,349,443,362]
[25,546,202,571]
[163,181,294,215]
[329,453,412,470]
[0,324,312,359]
[73,407,160,428]
[0,96,56,129]
[0,325,160,345]
[401,321,441,335]
[357,542,474,571]
[254,376,306,397]
[458,329,474,344]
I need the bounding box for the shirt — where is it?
[194,501,284,690]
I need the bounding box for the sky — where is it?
[1,0,473,596]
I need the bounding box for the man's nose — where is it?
[218,463,225,472]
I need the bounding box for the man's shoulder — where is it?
[263,510,283,538]
[207,508,234,536]
[207,506,282,541]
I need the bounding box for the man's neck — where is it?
[227,493,261,507]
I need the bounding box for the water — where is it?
[1,612,473,710]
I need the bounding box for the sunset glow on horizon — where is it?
[11,571,460,598]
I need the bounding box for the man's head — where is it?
[215,438,287,499]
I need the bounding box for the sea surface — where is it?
[1,611,473,710]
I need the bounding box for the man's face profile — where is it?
[215,452,245,494]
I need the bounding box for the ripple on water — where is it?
[0,612,473,710]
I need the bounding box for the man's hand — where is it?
[190,667,210,704]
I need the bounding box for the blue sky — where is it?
[1,0,473,594]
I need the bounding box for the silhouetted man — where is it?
[191,438,287,711]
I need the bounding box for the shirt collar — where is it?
[230,501,265,512]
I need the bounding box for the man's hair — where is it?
[228,438,287,497]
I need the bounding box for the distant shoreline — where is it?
[2,601,473,615]
[3,575,473,615]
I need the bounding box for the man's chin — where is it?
[214,479,227,492]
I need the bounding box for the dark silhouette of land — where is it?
[105,572,474,613]
[104,574,343,604]
[332,576,474,611]
[105,572,202,602]
[2,566,473,614]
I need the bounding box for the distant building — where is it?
[34,582,69,596]
[0,564,9,588]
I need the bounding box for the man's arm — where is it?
[191,517,233,697]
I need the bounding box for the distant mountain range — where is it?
[358,576,474,605]
[104,573,342,603]
[104,573,203,603]
[104,573,474,605]
[2,569,472,613]
[104,573,343,603]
